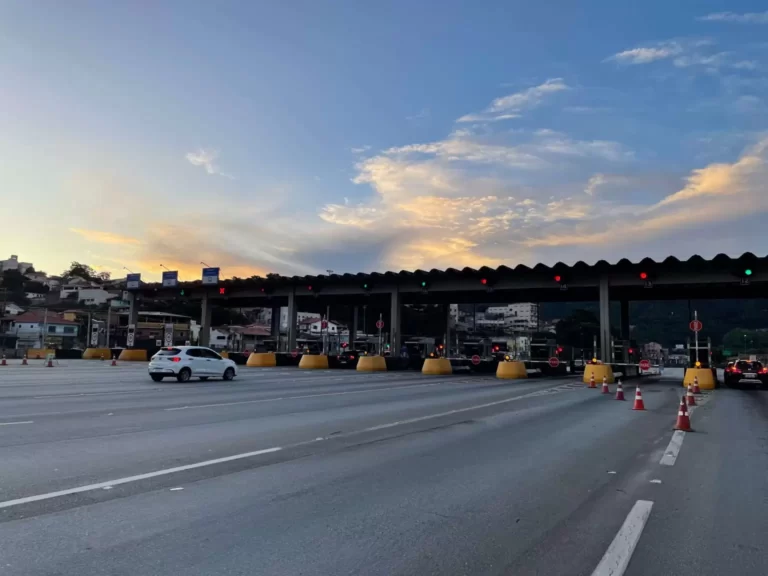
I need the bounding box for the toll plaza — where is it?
[122,252,765,381]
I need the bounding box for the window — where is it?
[157,348,181,356]
[200,348,222,360]
[48,326,56,333]
[186,349,203,358]
[63,327,75,334]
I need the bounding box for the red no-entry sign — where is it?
[639,359,651,371]
[291,349,299,358]
[548,357,560,368]
[471,355,481,365]
[321,320,328,329]
[376,320,385,329]
[689,320,703,332]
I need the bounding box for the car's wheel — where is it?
[199,377,209,381]
[177,368,192,383]
[150,374,164,382]
[223,367,235,381]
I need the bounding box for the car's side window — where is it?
[186,349,202,358]
[202,349,222,360]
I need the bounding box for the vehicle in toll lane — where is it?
[148,346,238,382]
[724,360,768,389]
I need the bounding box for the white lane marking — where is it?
[659,393,712,466]
[164,382,444,411]
[591,500,654,576]
[660,430,685,466]
[608,471,617,475]
[0,421,33,426]
[169,487,184,491]
[0,447,281,510]
[650,479,662,484]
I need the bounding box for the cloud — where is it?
[456,79,569,123]
[185,149,235,179]
[406,108,430,121]
[350,145,371,154]
[69,228,142,245]
[698,11,768,24]
[607,42,683,64]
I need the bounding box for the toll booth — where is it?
[611,339,640,378]
[462,339,488,358]
[530,336,568,375]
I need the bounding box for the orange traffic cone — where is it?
[111,355,117,366]
[0,354,6,366]
[632,386,645,411]
[601,376,610,394]
[46,357,53,368]
[686,384,697,407]
[100,353,104,361]
[615,380,625,401]
[692,376,701,395]
[589,372,596,389]
[21,354,28,365]
[674,396,692,431]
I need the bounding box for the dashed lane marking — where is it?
[0,421,34,426]
[591,500,654,576]
[660,392,712,466]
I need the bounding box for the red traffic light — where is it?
[493,345,500,352]
[554,275,562,283]
[307,285,313,291]
[556,347,563,354]
[628,348,634,354]
[639,272,648,280]
[480,278,488,285]
[219,287,226,295]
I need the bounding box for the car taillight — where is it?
[732,368,742,374]
[171,357,181,363]
[760,368,768,374]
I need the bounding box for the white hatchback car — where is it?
[148,346,238,382]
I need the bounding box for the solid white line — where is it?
[0,421,33,426]
[591,500,654,576]
[0,447,282,510]
[660,430,685,466]
[163,382,443,411]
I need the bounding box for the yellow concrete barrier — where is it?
[118,349,148,362]
[422,357,452,375]
[246,352,277,367]
[83,348,112,360]
[357,355,387,372]
[26,348,54,360]
[683,367,716,390]
[496,360,527,379]
[299,354,329,369]
[583,364,614,384]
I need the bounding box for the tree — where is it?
[722,328,768,354]
[62,262,97,282]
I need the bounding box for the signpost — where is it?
[471,355,481,366]
[639,359,651,371]
[164,323,174,347]
[202,267,220,285]
[162,271,179,288]
[691,312,702,366]
[126,324,136,348]
[548,357,560,368]
[126,273,141,290]
[90,324,99,347]
[377,314,383,355]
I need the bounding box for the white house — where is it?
[306,319,343,335]
[59,278,116,306]
[0,255,33,274]
[4,311,79,348]
[3,303,24,316]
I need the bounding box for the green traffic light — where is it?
[745,269,753,276]
[180,289,185,296]
[363,284,368,289]
[421,281,427,287]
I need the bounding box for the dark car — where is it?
[724,360,768,388]
[336,349,361,368]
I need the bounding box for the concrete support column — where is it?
[444,304,452,357]
[598,276,611,363]
[126,292,139,348]
[350,306,358,349]
[199,294,212,347]
[287,289,298,351]
[270,307,281,351]
[390,289,401,355]
[620,300,630,341]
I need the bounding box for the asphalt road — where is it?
[0,361,765,575]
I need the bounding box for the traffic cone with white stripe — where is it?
[21,354,28,365]
[0,355,6,366]
[46,357,53,368]
[589,372,596,389]
[674,396,692,431]
[601,376,610,394]
[692,376,701,395]
[615,379,625,401]
[111,355,117,367]
[632,385,645,411]
[686,384,697,407]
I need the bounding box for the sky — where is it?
[2,0,768,281]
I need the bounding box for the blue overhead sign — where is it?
[126,273,141,290]
[202,267,220,285]
[162,270,179,287]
